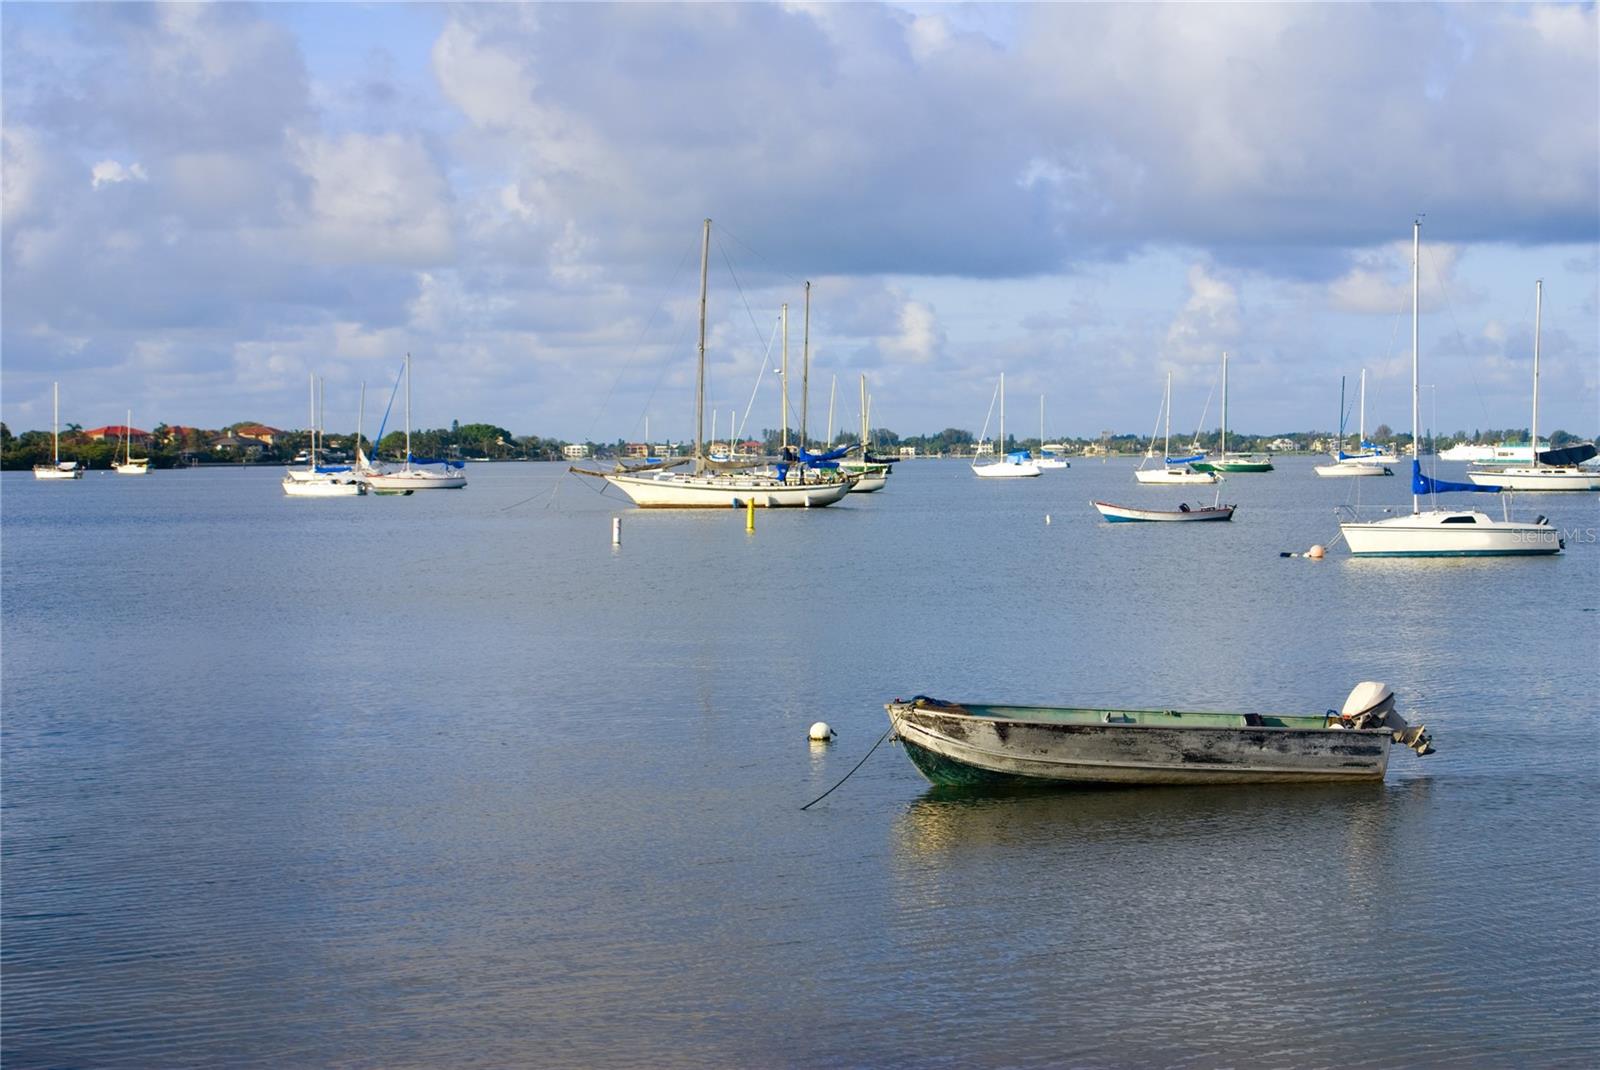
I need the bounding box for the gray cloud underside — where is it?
[2,2,1595,434]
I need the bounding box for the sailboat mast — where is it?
[780,303,790,452]
[52,382,60,464]
[999,372,1006,455]
[1411,219,1420,514]
[827,374,836,448]
[695,219,710,473]
[1040,394,1045,452]
[860,374,869,449]
[124,409,131,464]
[1358,368,1366,451]
[404,353,412,469]
[1164,372,1172,457]
[1339,376,1346,455]
[358,380,365,465]
[1531,279,1542,470]
[318,378,325,468]
[1220,352,1229,458]
[801,281,810,450]
[308,374,316,468]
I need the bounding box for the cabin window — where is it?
[1441,516,1477,524]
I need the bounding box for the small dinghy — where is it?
[886,682,1434,788]
[1092,500,1234,522]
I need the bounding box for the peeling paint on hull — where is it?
[887,702,1392,787]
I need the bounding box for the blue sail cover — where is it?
[1166,453,1203,465]
[406,454,466,468]
[1006,450,1032,463]
[1413,460,1498,494]
[314,464,353,473]
[798,445,853,465]
[1539,443,1597,466]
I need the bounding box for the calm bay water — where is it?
[3,459,1597,1068]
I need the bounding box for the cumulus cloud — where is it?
[1164,264,1241,365]
[90,159,147,188]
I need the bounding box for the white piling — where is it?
[612,516,621,546]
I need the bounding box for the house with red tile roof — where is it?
[232,424,283,445]
[84,425,151,445]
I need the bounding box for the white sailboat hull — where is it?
[1315,460,1392,477]
[1340,511,1562,556]
[112,461,150,476]
[971,460,1041,478]
[1134,467,1217,484]
[363,469,467,490]
[848,472,888,493]
[603,471,853,508]
[33,464,83,480]
[1465,467,1600,491]
[283,475,366,497]
[1035,457,1070,469]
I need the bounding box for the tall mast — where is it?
[1000,372,1006,455]
[318,377,325,468]
[827,374,836,448]
[358,380,365,466]
[1339,376,1346,455]
[860,374,869,449]
[780,303,790,452]
[1531,279,1542,470]
[125,409,131,464]
[1040,394,1046,452]
[1164,372,1172,458]
[801,281,810,450]
[52,382,60,464]
[1220,352,1229,457]
[404,353,412,470]
[1358,368,1366,451]
[1411,219,1420,513]
[695,219,710,472]
[308,373,316,468]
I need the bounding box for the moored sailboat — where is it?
[1315,373,1392,477]
[571,220,853,508]
[1190,353,1273,473]
[1338,221,1561,557]
[360,355,467,491]
[971,374,1041,478]
[33,383,84,480]
[1464,281,1599,492]
[110,410,150,475]
[284,374,365,497]
[1135,372,1218,484]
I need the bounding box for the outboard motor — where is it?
[1337,682,1434,755]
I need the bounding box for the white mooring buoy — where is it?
[1045,514,1052,525]
[612,516,622,546]
[808,722,835,742]
[1307,544,1326,559]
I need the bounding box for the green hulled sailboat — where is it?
[1190,351,1275,473]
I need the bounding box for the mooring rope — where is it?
[800,727,892,812]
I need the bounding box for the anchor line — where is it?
[800,727,892,812]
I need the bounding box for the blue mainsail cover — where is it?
[1006,450,1032,463]
[1539,442,1597,467]
[406,454,465,468]
[1414,460,1497,494]
[1166,453,1203,465]
[314,464,353,473]
[798,445,852,464]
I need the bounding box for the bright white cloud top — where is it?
[2,2,1596,442]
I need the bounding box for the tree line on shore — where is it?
[2,418,1588,471]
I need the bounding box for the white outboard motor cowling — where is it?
[1339,681,1433,755]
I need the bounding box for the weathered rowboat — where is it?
[1092,500,1234,522]
[886,682,1433,788]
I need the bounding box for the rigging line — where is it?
[735,319,781,444]
[713,220,807,292]
[799,727,893,812]
[579,229,697,447]
[716,233,776,361]
[498,483,558,513]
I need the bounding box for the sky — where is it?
[3,1,1597,444]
